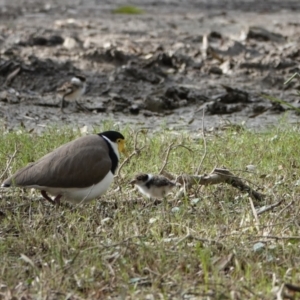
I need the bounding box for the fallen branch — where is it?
[5,66,21,86]
[256,199,284,215]
[284,283,300,293]
[163,167,265,202]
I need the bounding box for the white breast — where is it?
[137,184,174,199]
[28,171,114,204]
[64,84,86,101]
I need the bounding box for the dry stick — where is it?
[5,65,21,86]
[276,283,285,300]
[158,142,175,175]
[214,168,265,201]
[284,283,300,293]
[116,129,146,178]
[256,199,284,215]
[117,146,146,179]
[248,197,260,232]
[0,144,17,181]
[265,199,295,236]
[159,143,193,175]
[167,167,265,202]
[253,235,300,241]
[196,107,207,175]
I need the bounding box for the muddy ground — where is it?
[0,0,300,133]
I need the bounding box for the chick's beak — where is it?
[129,179,136,186]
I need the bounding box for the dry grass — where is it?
[0,122,300,299]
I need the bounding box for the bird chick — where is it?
[57,75,86,112]
[130,173,177,199]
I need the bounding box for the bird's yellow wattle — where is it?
[118,139,126,154]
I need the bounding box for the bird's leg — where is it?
[162,196,170,222]
[75,100,90,113]
[162,196,166,219]
[41,190,56,205]
[41,191,61,206]
[53,195,62,206]
[61,96,67,113]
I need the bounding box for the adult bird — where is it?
[2,131,125,205]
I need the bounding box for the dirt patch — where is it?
[0,0,300,132]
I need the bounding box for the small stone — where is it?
[171,207,180,213]
[191,198,200,205]
[209,66,223,75]
[149,217,157,224]
[63,37,78,49]
[101,217,112,225]
[246,165,256,172]
[253,242,265,252]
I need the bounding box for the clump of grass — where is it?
[0,123,300,299]
[112,5,145,15]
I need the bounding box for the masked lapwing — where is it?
[129,173,177,199]
[2,131,125,205]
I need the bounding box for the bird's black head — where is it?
[129,173,149,186]
[100,131,124,142]
[135,173,149,182]
[100,131,125,153]
[74,75,86,82]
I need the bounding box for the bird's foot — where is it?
[41,190,61,206]
[60,98,69,113]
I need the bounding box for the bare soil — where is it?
[1,0,300,132]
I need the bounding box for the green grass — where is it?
[0,123,300,299]
[112,5,144,15]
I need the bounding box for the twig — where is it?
[116,129,146,178]
[256,199,284,215]
[159,143,193,175]
[261,199,295,237]
[254,235,300,241]
[248,197,260,232]
[276,283,284,300]
[158,142,175,175]
[5,65,21,86]
[0,144,17,180]
[196,107,207,175]
[284,283,300,293]
[284,72,299,85]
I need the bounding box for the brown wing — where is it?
[57,82,74,96]
[3,135,112,188]
[152,176,175,187]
